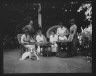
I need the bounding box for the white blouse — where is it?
[36,35,44,42]
[57,27,66,36]
[50,34,58,43]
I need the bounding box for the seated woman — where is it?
[20,32,39,60]
[56,23,68,41]
[20,32,30,56]
[36,30,46,55]
[50,31,58,54]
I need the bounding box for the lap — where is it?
[24,45,35,49]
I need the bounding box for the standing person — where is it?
[36,30,46,55]
[69,19,77,35]
[69,19,77,56]
[50,31,58,55]
[22,20,35,34]
[68,19,77,42]
[56,22,68,41]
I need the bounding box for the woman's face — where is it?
[60,25,62,27]
[51,32,54,35]
[39,31,42,35]
[70,22,75,25]
[25,32,28,35]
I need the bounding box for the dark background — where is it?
[2,0,92,49]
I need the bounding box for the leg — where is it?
[29,48,33,59]
[33,48,39,60]
[20,44,23,56]
[19,50,30,60]
[40,48,43,55]
[37,46,40,55]
[21,44,27,56]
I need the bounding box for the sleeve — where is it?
[22,25,28,31]
[43,35,47,42]
[56,28,59,35]
[55,35,58,41]
[49,35,52,42]
[50,35,53,43]
[36,35,40,42]
[63,27,66,32]
[21,35,25,43]
[27,25,32,31]
[70,25,77,34]
[22,25,32,31]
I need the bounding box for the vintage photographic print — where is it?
[2,0,92,73]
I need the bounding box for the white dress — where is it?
[57,27,66,36]
[57,27,67,40]
[50,34,58,52]
[36,35,44,53]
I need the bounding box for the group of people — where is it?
[19,19,77,60]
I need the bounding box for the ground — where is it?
[3,49,92,73]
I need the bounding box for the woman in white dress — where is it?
[56,24,68,41]
[50,31,58,54]
[36,30,46,55]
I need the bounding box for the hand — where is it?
[40,41,44,43]
[30,40,35,42]
[24,42,29,44]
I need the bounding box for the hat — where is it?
[59,22,63,25]
[69,19,75,22]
